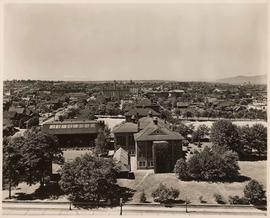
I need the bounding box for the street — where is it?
[2,202,267,216]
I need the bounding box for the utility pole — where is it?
[185,196,188,213]
[120,198,123,216]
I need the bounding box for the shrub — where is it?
[152,183,179,204]
[199,196,207,203]
[214,193,226,204]
[174,158,190,181]
[140,190,147,203]
[228,195,249,205]
[244,180,265,204]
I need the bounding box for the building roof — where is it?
[112,122,138,134]
[136,98,152,107]
[42,120,99,135]
[125,108,160,117]
[134,118,184,141]
[8,107,25,114]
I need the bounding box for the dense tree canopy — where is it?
[59,154,119,202]
[176,146,240,182]
[211,120,242,155]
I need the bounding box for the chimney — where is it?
[153,117,158,125]
[148,110,153,117]
[137,121,140,132]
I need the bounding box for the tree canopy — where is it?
[59,154,119,202]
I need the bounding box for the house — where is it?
[42,120,104,147]
[134,117,185,173]
[125,108,160,119]
[135,98,160,112]
[112,121,138,155]
[176,102,189,108]
[112,114,185,174]
[169,90,185,98]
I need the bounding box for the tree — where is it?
[250,124,267,158]
[244,180,265,204]
[152,183,179,203]
[186,146,239,181]
[174,158,189,180]
[3,137,25,199]
[192,124,210,145]
[211,120,242,155]
[95,127,109,155]
[26,116,39,129]
[21,130,63,188]
[238,124,267,159]
[59,154,118,202]
[175,123,194,139]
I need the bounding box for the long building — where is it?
[42,120,104,147]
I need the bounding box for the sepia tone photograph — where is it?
[1,0,268,216]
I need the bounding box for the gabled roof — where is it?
[112,122,138,134]
[134,119,184,141]
[138,116,166,129]
[125,108,160,117]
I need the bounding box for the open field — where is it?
[183,120,267,129]
[117,161,267,204]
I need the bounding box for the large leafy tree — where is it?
[249,124,267,158]
[186,146,239,181]
[238,124,267,159]
[3,137,25,198]
[59,154,119,202]
[211,120,242,155]
[21,130,63,188]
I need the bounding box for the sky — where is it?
[3,3,267,81]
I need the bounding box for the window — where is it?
[139,161,146,167]
[73,124,78,128]
[149,161,154,167]
[78,124,84,128]
[55,125,61,129]
[85,124,90,128]
[61,125,67,128]
[49,125,56,129]
[67,124,73,128]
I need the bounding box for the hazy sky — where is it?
[4,3,267,81]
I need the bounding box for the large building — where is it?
[42,120,104,147]
[112,115,185,173]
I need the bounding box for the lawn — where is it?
[118,161,267,204]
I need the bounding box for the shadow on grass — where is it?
[14,182,64,200]
[73,185,135,209]
[254,200,267,211]
[179,175,251,184]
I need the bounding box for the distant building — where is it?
[102,81,130,99]
[125,108,160,119]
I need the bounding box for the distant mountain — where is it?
[216,74,267,85]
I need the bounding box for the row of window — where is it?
[139,161,154,167]
[49,123,96,129]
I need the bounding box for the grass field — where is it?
[117,161,266,204]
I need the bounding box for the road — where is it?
[2,202,267,216]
